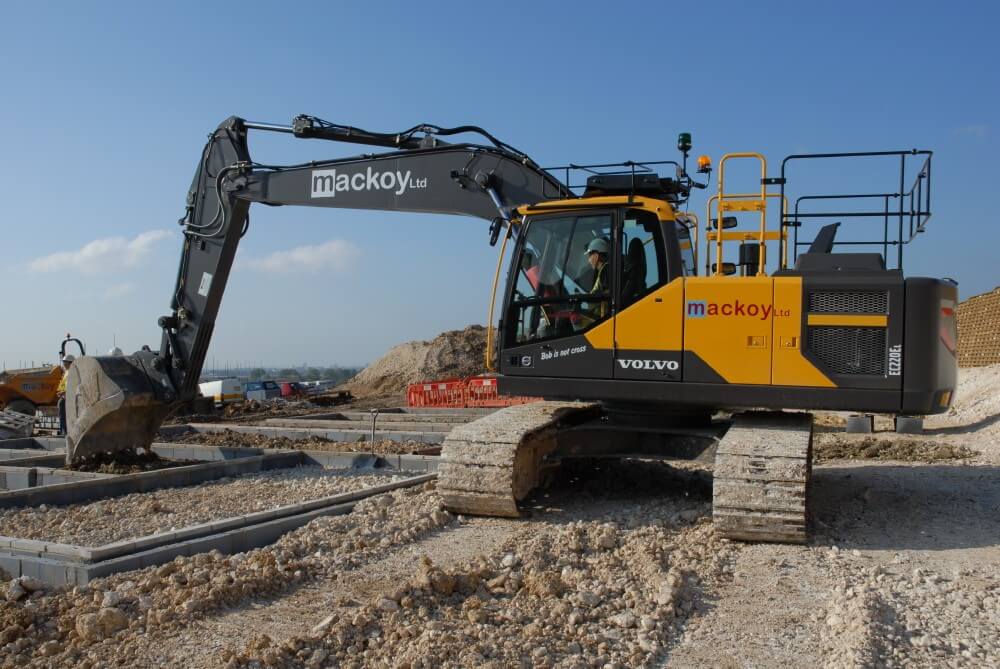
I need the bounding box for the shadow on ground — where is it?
[811,463,1000,551]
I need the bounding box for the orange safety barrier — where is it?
[407,376,541,408]
[406,379,465,408]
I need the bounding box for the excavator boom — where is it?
[66,115,569,462]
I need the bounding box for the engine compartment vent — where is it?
[807,326,886,375]
[808,291,888,314]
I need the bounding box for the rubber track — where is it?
[438,401,599,517]
[712,411,814,544]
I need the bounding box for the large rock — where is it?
[76,607,129,642]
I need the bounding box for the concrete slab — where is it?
[264,418,457,432]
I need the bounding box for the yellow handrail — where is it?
[484,221,515,372]
[704,191,789,274]
[716,153,767,276]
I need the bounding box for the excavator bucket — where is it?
[64,355,174,464]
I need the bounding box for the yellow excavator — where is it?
[64,116,955,543]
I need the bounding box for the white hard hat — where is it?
[585,238,610,255]
[62,354,76,363]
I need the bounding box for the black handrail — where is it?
[778,150,932,269]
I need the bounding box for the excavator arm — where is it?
[64,115,570,462]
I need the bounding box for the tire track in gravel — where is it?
[664,542,833,668]
[127,517,519,669]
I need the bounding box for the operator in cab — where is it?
[578,237,610,326]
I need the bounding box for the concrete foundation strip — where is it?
[173,422,449,444]
[0,452,303,508]
[0,472,436,586]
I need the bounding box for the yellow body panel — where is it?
[611,279,684,351]
[773,278,835,387]
[518,195,675,220]
[584,316,615,350]
[720,199,765,212]
[683,277,774,384]
[807,314,888,328]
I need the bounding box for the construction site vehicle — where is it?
[244,380,281,401]
[198,378,243,407]
[64,116,955,543]
[0,335,86,417]
[279,381,308,399]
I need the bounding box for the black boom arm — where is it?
[160,115,569,399]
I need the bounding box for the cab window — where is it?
[620,209,667,308]
[675,221,696,276]
[507,213,613,345]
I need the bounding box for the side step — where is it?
[712,411,814,544]
[438,401,600,517]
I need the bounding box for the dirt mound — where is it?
[958,286,1000,367]
[947,363,1000,429]
[347,325,488,396]
[815,436,976,462]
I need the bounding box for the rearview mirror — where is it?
[711,262,737,276]
[711,216,738,230]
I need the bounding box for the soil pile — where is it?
[348,325,488,396]
[958,286,1000,367]
[815,436,976,462]
[946,363,1000,431]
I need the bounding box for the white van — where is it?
[198,378,243,406]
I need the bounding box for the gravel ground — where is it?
[156,428,429,455]
[0,467,407,547]
[0,365,997,667]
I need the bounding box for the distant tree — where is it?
[248,368,266,381]
[304,367,322,381]
[277,368,300,381]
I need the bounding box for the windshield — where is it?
[507,213,613,345]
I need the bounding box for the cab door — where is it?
[500,211,616,379]
[611,209,684,381]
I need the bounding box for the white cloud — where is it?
[102,282,135,300]
[28,230,174,274]
[240,239,360,273]
[954,124,989,139]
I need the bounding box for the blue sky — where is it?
[1,1,996,368]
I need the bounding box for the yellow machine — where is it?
[0,335,85,415]
[64,117,954,543]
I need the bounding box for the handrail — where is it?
[715,153,768,276]
[704,192,789,275]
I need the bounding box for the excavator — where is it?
[64,115,956,543]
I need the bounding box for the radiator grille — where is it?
[807,327,886,375]
[808,291,887,314]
